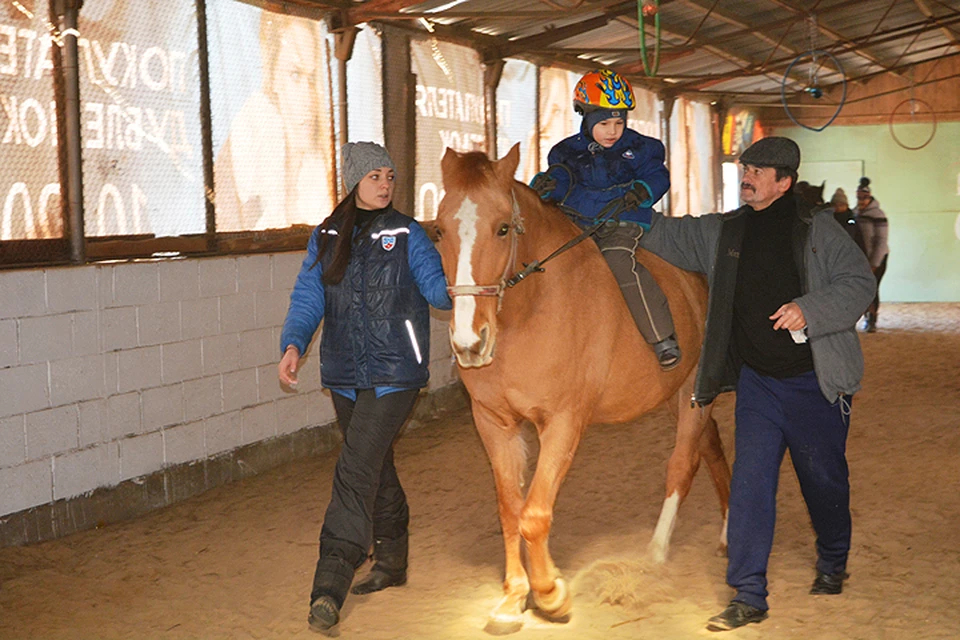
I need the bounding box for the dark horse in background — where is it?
[431,144,731,633]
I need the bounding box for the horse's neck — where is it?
[503,192,612,319]
[515,193,582,259]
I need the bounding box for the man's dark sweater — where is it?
[732,191,814,379]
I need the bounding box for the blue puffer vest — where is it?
[319,209,431,389]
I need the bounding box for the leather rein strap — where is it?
[445,187,633,311]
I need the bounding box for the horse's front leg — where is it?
[472,403,529,634]
[521,414,584,621]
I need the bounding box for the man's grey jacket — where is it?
[640,199,877,406]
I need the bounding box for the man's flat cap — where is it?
[739,137,800,172]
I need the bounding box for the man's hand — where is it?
[278,346,300,387]
[770,302,807,332]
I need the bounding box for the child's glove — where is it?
[623,181,651,207]
[530,172,557,198]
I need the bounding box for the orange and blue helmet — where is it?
[573,69,636,114]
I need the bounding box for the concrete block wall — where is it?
[0,253,458,522]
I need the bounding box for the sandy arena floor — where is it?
[1,303,958,640]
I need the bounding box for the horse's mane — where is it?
[442,148,570,231]
[443,151,500,193]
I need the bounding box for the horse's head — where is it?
[435,143,523,368]
[794,180,825,209]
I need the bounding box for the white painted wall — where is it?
[0,253,457,517]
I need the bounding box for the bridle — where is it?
[445,188,526,312]
[444,183,635,312]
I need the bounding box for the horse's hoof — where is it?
[532,577,572,620]
[484,614,523,635]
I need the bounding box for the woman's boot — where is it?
[308,555,356,634]
[350,532,408,595]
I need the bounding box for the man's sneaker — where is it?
[654,336,681,371]
[810,570,849,595]
[706,601,768,632]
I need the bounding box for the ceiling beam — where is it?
[347,0,424,25]
[494,1,638,56]
[912,0,960,46]
[674,0,803,59]
[762,0,906,78]
[610,13,815,93]
[343,1,631,21]
[667,12,960,90]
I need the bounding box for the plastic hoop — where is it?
[888,98,937,150]
[780,50,846,132]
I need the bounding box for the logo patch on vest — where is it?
[381,236,397,251]
[622,149,635,159]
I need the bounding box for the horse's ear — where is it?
[494,143,521,183]
[420,220,441,243]
[440,147,460,182]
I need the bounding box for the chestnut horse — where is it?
[433,144,731,634]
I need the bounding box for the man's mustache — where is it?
[740,182,756,192]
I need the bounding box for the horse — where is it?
[794,179,826,210]
[432,143,731,634]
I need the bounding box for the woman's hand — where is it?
[278,346,301,387]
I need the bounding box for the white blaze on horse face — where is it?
[451,197,482,349]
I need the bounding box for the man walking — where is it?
[639,137,876,631]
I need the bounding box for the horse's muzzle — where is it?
[450,324,495,368]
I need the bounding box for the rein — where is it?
[445,185,637,311]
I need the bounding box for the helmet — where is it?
[573,69,636,114]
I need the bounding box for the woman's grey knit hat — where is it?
[341,141,396,192]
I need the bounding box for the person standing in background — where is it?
[830,188,866,256]
[854,178,889,333]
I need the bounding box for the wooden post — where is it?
[382,25,416,216]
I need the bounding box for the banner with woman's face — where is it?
[208,2,335,232]
[1,0,62,241]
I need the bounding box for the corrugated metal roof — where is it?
[303,0,960,103]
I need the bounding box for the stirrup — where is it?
[654,337,681,371]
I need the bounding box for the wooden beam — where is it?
[347,0,423,25]
[674,0,802,58]
[666,13,960,90]
[912,0,960,46]
[494,1,638,57]
[762,0,906,78]
[610,14,800,92]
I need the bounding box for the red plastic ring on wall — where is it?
[888,98,937,151]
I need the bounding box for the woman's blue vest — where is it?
[319,210,431,389]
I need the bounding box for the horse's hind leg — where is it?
[649,386,731,563]
[471,404,529,634]
[521,415,584,621]
[648,372,723,563]
[698,412,731,556]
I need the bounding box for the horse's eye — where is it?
[497,223,510,236]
